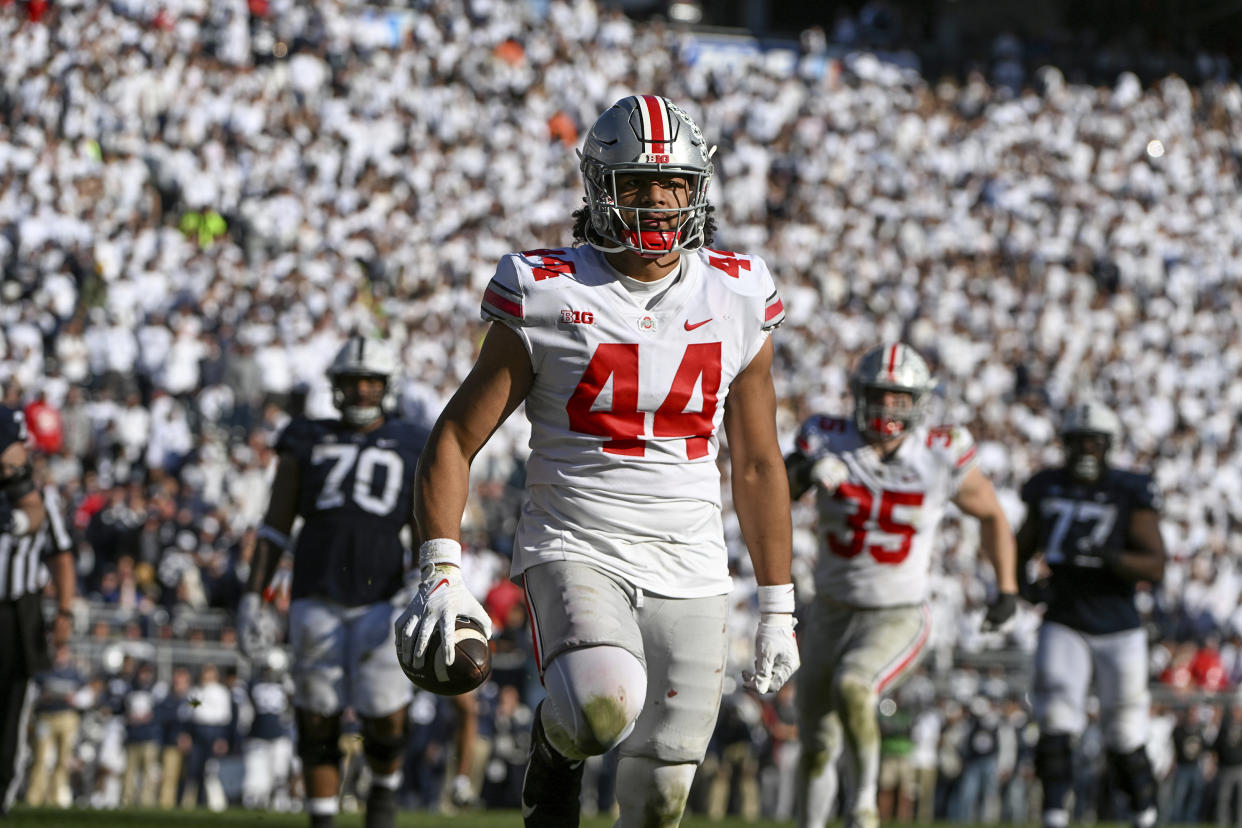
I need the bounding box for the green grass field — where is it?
[3,808,794,827]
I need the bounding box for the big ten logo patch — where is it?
[560,309,594,325]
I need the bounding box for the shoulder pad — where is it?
[1117,470,1161,511]
[274,417,321,456]
[481,255,527,324]
[924,425,978,470]
[698,249,785,329]
[795,415,852,457]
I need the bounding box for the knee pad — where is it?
[1034,732,1073,784]
[543,645,646,759]
[360,714,408,765]
[295,709,343,769]
[1108,747,1157,810]
[835,674,879,740]
[615,757,697,828]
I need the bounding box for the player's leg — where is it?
[1032,621,1092,828]
[351,598,418,828]
[833,603,931,828]
[795,598,847,828]
[289,597,349,828]
[243,737,274,809]
[521,562,648,827]
[613,591,729,828]
[1093,628,1158,828]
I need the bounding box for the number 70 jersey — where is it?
[482,245,784,506]
[794,415,979,607]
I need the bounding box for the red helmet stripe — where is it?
[886,344,899,378]
[640,95,667,155]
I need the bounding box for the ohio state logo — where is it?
[638,315,657,332]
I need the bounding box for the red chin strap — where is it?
[622,229,680,257]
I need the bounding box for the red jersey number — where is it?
[826,485,924,565]
[566,342,721,458]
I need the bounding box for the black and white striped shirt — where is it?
[0,487,72,602]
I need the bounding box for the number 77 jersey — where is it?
[794,415,979,607]
[481,245,784,506]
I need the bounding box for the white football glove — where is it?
[237,592,279,660]
[742,613,800,694]
[810,454,850,495]
[395,539,493,669]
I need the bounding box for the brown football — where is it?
[400,617,492,695]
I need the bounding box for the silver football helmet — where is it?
[327,336,397,427]
[1060,400,1121,481]
[579,95,715,257]
[849,343,935,441]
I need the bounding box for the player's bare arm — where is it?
[952,466,1019,594]
[1103,508,1166,584]
[1,440,45,533]
[246,451,301,595]
[723,336,792,587]
[414,322,534,541]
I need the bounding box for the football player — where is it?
[238,337,430,828]
[786,343,1019,828]
[396,94,799,828]
[1018,401,1165,828]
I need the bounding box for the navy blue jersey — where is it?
[0,406,26,451]
[1021,466,1160,634]
[277,416,429,606]
[248,679,291,741]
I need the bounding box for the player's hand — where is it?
[810,455,849,495]
[237,592,278,659]
[1019,575,1053,605]
[743,613,800,694]
[397,564,493,668]
[981,592,1018,633]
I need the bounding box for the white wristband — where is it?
[10,509,30,536]
[757,583,795,614]
[419,538,462,575]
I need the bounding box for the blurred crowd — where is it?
[4,0,1242,819]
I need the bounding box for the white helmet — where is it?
[327,336,397,427]
[849,343,935,441]
[579,95,715,257]
[1060,400,1121,481]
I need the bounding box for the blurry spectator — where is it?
[478,683,532,810]
[1215,695,1242,827]
[877,697,917,822]
[1169,705,1209,824]
[120,661,161,807]
[25,644,87,808]
[156,666,194,809]
[704,692,763,820]
[182,664,231,810]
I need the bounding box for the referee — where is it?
[0,406,74,817]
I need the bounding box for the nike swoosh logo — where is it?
[429,578,450,595]
[684,318,712,331]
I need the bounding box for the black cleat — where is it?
[522,703,585,828]
[365,785,398,828]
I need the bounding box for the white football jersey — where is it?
[482,244,785,597]
[794,415,978,607]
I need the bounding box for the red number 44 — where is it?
[827,484,924,565]
[567,342,721,458]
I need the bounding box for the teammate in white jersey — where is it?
[785,343,1019,828]
[396,94,799,828]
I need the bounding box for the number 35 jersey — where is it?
[276,417,429,607]
[794,416,978,607]
[481,245,784,596]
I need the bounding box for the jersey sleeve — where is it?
[274,417,317,460]
[1129,472,1162,511]
[481,254,526,325]
[794,415,848,459]
[0,406,27,450]
[925,425,978,494]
